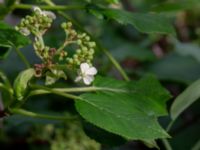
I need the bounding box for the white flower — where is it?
[75,63,97,85]
[33,6,56,19]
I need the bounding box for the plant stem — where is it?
[9,108,77,121]
[192,139,200,150]
[14,48,31,68]
[166,120,175,132]
[102,48,130,81]
[161,139,173,150]
[13,4,85,11]
[43,0,130,81]
[29,84,81,100]
[29,84,129,97]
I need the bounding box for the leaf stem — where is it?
[166,120,175,132]
[43,0,130,81]
[14,48,31,68]
[9,108,77,121]
[161,139,172,150]
[29,84,129,97]
[29,84,81,100]
[13,4,85,11]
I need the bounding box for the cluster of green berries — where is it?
[61,22,96,67]
[15,7,55,36]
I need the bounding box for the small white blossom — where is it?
[42,10,56,19]
[33,6,56,19]
[19,27,30,36]
[75,63,97,85]
[33,6,42,13]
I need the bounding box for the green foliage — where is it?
[170,78,200,120]
[175,41,200,63]
[0,70,13,107]
[148,53,200,84]
[0,22,30,49]
[88,6,176,35]
[13,68,35,101]
[76,75,171,141]
[151,0,200,12]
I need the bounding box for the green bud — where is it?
[88,55,93,60]
[47,23,51,28]
[73,54,78,59]
[44,46,49,52]
[88,42,96,48]
[67,58,73,64]
[89,49,95,55]
[15,26,19,31]
[35,41,41,48]
[86,59,91,64]
[77,39,82,45]
[85,36,90,41]
[67,22,72,28]
[76,60,80,65]
[70,30,77,36]
[59,56,64,61]
[61,22,67,29]
[82,33,86,37]
[76,49,81,54]
[82,46,88,52]
[24,20,29,25]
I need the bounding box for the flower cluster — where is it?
[61,22,96,67]
[15,7,97,85]
[15,7,55,36]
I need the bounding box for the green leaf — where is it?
[0,70,13,107]
[151,0,200,13]
[0,45,12,60]
[148,52,200,84]
[191,139,200,150]
[170,78,200,120]
[0,0,16,19]
[87,6,175,35]
[0,4,8,19]
[111,44,156,62]
[0,21,30,48]
[13,68,35,101]
[174,41,200,63]
[75,75,171,141]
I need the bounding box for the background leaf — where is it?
[147,52,200,84]
[0,21,30,48]
[170,78,200,120]
[75,75,171,141]
[151,0,200,13]
[87,6,176,35]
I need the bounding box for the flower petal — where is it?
[86,67,97,75]
[75,76,82,82]
[80,63,90,73]
[83,75,94,85]
[33,6,42,13]
[42,11,56,19]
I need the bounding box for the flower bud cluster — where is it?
[71,33,96,66]
[15,7,55,36]
[61,22,96,67]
